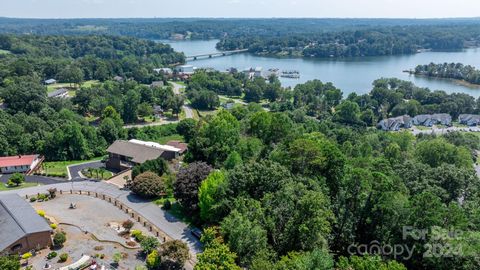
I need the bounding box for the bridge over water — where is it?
[186,49,248,61]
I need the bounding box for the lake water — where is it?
[162,39,480,97]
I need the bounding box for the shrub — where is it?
[29,197,37,202]
[127,171,166,198]
[126,241,137,247]
[113,252,122,264]
[53,232,66,247]
[122,220,134,232]
[50,223,57,229]
[159,240,190,268]
[140,236,160,254]
[59,253,68,262]
[94,246,104,251]
[131,230,143,241]
[146,250,160,269]
[37,210,46,217]
[9,173,25,186]
[47,252,57,260]
[163,199,172,210]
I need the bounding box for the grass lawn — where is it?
[47,80,99,93]
[416,125,431,131]
[170,81,187,87]
[0,182,41,191]
[47,82,73,93]
[452,122,468,128]
[155,134,184,144]
[42,157,104,178]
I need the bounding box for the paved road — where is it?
[410,125,480,136]
[171,82,194,119]
[67,160,105,180]
[0,180,203,256]
[0,174,68,185]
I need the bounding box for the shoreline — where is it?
[403,71,480,89]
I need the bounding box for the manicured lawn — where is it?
[0,182,41,191]
[42,157,104,178]
[47,80,99,93]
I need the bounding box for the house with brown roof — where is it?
[0,194,52,255]
[105,140,182,171]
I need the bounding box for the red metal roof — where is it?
[0,155,38,167]
[166,141,188,154]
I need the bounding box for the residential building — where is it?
[106,139,182,171]
[459,114,480,126]
[47,88,69,98]
[412,113,452,127]
[165,140,188,155]
[113,76,124,82]
[254,67,263,78]
[377,115,413,131]
[153,68,173,75]
[0,194,52,255]
[176,65,195,74]
[44,79,56,85]
[0,155,43,174]
[150,81,165,88]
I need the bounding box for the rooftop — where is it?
[106,140,166,164]
[0,194,52,252]
[0,155,38,168]
[47,88,68,98]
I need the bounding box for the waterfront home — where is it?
[412,113,452,127]
[459,114,480,126]
[377,115,413,131]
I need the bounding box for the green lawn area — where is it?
[0,182,41,191]
[47,80,99,94]
[42,157,104,178]
[155,134,184,144]
[415,125,431,131]
[452,122,468,128]
[169,81,186,87]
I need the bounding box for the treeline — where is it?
[413,62,480,85]
[0,35,186,160]
[72,81,183,123]
[185,70,285,110]
[217,24,480,58]
[1,17,480,40]
[267,78,480,125]
[0,35,184,84]
[168,103,480,269]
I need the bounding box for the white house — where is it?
[0,155,42,174]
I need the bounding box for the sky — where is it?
[1,0,479,19]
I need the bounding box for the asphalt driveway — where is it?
[67,160,105,180]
